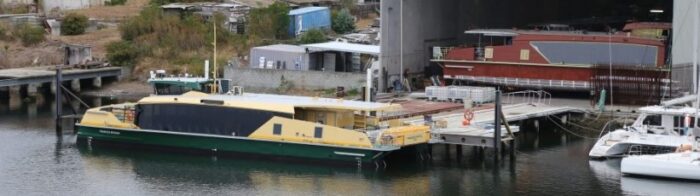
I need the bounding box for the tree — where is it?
[106,41,138,67]
[105,0,127,6]
[61,13,89,35]
[332,8,355,34]
[247,2,291,41]
[298,29,325,44]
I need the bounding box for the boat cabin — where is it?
[634,106,700,136]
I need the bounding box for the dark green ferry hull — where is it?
[76,125,394,164]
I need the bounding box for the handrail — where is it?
[502,90,551,105]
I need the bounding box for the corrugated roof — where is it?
[289,6,328,15]
[253,44,306,53]
[303,41,380,55]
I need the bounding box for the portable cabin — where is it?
[288,6,331,37]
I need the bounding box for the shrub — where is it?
[61,13,89,35]
[0,24,8,41]
[15,23,45,46]
[105,0,127,6]
[332,8,355,34]
[247,2,291,41]
[298,29,326,44]
[106,41,138,67]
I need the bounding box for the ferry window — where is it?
[642,115,661,126]
[519,49,530,61]
[314,127,323,138]
[273,124,282,135]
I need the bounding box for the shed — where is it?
[63,44,93,65]
[288,6,331,37]
[249,44,309,70]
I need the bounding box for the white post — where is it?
[366,68,372,102]
[399,0,404,92]
[205,60,210,80]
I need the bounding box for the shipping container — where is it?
[288,7,331,37]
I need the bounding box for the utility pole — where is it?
[212,16,218,94]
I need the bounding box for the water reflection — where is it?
[589,158,700,196]
[1,95,699,195]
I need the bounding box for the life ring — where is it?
[462,109,474,126]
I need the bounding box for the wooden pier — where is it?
[0,65,121,96]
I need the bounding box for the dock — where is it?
[0,65,121,96]
[404,91,586,149]
[426,103,583,147]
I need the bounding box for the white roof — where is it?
[464,29,518,37]
[205,93,396,111]
[161,3,195,9]
[254,44,306,53]
[303,41,380,55]
[639,105,700,116]
[289,7,328,15]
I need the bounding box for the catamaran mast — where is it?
[695,0,700,107]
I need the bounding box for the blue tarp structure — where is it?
[288,7,331,37]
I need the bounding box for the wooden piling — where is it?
[494,90,502,160]
[55,67,62,135]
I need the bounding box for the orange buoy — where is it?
[462,109,474,126]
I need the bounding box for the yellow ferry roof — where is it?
[137,92,400,114]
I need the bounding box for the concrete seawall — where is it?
[224,66,366,90]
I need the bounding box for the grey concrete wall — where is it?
[224,66,366,90]
[250,47,309,70]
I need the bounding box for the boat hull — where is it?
[621,153,700,181]
[76,124,393,165]
[589,130,683,158]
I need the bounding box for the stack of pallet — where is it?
[426,86,496,103]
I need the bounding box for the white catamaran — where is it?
[589,105,698,158]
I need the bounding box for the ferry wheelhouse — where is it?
[76,92,430,165]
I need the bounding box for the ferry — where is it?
[76,91,430,165]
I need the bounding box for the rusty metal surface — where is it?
[590,65,670,106]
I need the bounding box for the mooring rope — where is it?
[545,115,600,140]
